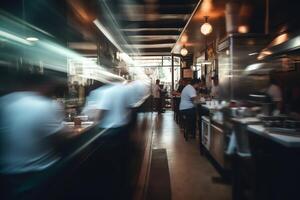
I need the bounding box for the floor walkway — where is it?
[151,111,231,200]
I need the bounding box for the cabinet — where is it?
[210,123,225,168]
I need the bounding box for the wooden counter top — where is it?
[62,121,95,138]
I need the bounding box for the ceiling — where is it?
[107,0,201,56]
[70,0,264,57]
[67,0,200,56]
[171,0,268,58]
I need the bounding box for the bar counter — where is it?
[196,103,231,178]
[20,121,128,199]
[2,99,152,200]
[246,124,300,200]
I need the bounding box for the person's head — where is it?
[156,79,160,85]
[190,78,201,89]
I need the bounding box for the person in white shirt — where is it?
[152,79,163,113]
[0,75,66,174]
[81,83,113,122]
[210,77,220,98]
[97,83,133,129]
[266,74,282,111]
[83,82,148,199]
[179,79,201,138]
[83,81,148,129]
[0,74,66,199]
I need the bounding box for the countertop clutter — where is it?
[62,121,94,138]
[195,98,300,200]
[247,124,300,147]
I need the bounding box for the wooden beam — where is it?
[127,39,176,45]
[122,20,186,29]
[123,30,181,36]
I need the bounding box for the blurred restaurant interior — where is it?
[1,0,300,200]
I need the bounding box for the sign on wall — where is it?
[183,69,193,78]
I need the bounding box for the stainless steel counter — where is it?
[247,125,300,148]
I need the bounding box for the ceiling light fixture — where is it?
[200,16,213,35]
[181,34,188,43]
[180,45,188,56]
[26,37,39,42]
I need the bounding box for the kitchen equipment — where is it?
[260,116,300,135]
[237,107,253,117]
[202,116,211,150]
[248,93,273,116]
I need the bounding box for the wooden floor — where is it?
[150,111,231,200]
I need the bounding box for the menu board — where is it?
[183,69,193,78]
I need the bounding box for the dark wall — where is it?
[1,0,69,44]
[269,0,300,34]
[218,35,268,101]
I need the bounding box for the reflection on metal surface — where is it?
[245,63,264,72]
[258,31,300,60]
[272,33,289,46]
[248,52,259,56]
[258,50,272,60]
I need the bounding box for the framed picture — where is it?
[183,69,193,78]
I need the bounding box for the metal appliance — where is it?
[201,116,211,150]
[260,116,300,135]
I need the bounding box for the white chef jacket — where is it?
[0,92,64,174]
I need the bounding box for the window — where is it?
[129,56,181,94]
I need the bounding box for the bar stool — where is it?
[181,113,188,141]
[181,108,197,141]
[173,97,180,124]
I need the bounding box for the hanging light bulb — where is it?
[200,16,213,35]
[191,65,196,71]
[180,45,188,56]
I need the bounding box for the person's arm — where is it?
[158,85,163,91]
[189,88,197,103]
